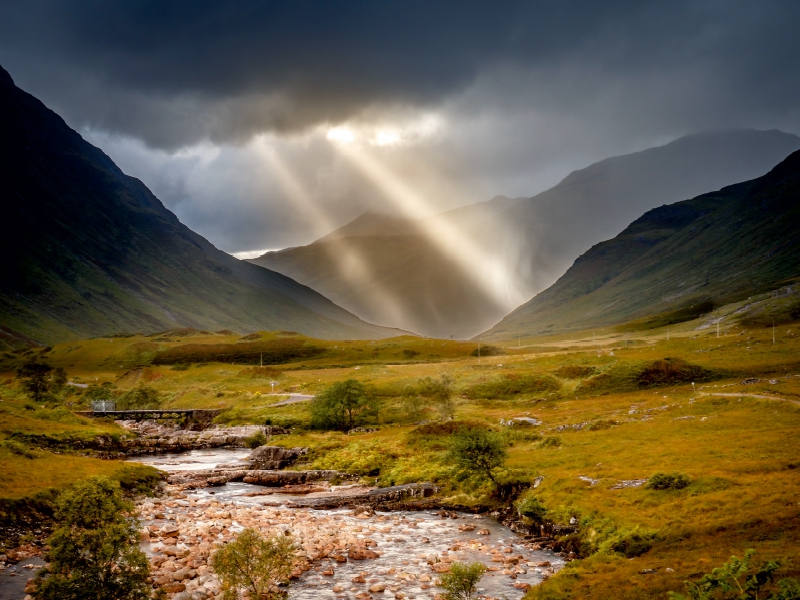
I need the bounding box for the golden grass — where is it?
[0,311,798,598]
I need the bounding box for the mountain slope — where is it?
[483,150,800,339]
[0,65,401,346]
[252,133,799,338]
[499,128,800,294]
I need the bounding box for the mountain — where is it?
[482,150,800,339]
[0,65,402,347]
[498,128,800,294]
[252,132,799,339]
[250,195,523,339]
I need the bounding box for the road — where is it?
[268,393,315,407]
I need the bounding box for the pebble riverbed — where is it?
[133,449,563,600]
[0,449,562,599]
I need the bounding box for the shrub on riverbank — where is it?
[32,477,150,600]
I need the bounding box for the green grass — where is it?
[1,308,799,598]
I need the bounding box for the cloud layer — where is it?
[2,0,799,253]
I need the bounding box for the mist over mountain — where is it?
[483,149,800,340]
[0,65,401,346]
[500,129,800,295]
[251,131,799,338]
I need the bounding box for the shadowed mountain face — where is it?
[0,65,401,346]
[251,196,523,339]
[483,150,800,340]
[252,131,799,339]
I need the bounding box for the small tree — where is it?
[17,361,54,402]
[448,428,508,486]
[212,528,297,600]
[32,477,150,600]
[310,379,374,431]
[668,549,800,600]
[418,374,456,420]
[439,562,487,600]
[402,384,425,420]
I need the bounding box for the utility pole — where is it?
[717,322,719,338]
[260,352,263,367]
[667,326,670,341]
[478,336,481,362]
[773,320,776,345]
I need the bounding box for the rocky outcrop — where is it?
[246,445,308,470]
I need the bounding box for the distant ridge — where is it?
[0,65,403,346]
[251,132,800,338]
[482,149,800,339]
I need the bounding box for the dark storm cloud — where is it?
[2,0,799,149]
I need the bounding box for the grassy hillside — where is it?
[0,65,400,348]
[485,150,800,340]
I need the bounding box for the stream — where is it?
[132,449,563,599]
[0,449,563,599]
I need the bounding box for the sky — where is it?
[1,1,799,256]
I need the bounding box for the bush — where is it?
[439,562,487,600]
[211,528,297,600]
[539,436,561,448]
[668,549,800,600]
[416,375,457,420]
[637,357,713,388]
[607,528,659,557]
[32,477,150,600]
[647,472,691,490]
[244,430,268,449]
[517,496,548,525]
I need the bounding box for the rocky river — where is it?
[130,448,563,600]
[2,447,563,599]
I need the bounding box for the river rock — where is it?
[247,445,308,469]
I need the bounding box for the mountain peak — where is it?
[0,65,13,88]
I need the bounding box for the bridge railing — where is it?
[91,400,116,412]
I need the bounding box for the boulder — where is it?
[247,445,308,470]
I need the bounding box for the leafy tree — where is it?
[310,379,375,431]
[418,374,456,420]
[439,562,487,600]
[32,477,150,600]
[117,384,160,410]
[51,367,68,393]
[668,550,800,600]
[212,528,297,600]
[17,361,54,402]
[448,427,508,486]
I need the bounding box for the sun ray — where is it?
[330,140,529,312]
[252,138,409,329]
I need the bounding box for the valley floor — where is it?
[1,313,799,599]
